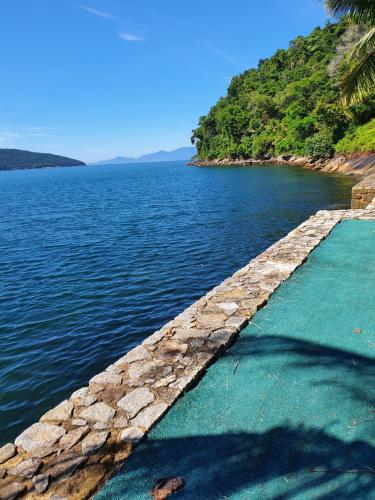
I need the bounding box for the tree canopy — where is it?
[191,18,375,161]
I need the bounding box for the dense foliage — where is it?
[0,149,85,170]
[191,19,375,161]
[335,118,375,152]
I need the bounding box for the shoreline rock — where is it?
[188,153,375,176]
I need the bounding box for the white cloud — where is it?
[0,128,51,147]
[79,4,116,20]
[119,32,144,42]
[208,46,241,65]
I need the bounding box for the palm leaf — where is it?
[341,42,375,105]
[350,26,375,55]
[325,0,375,24]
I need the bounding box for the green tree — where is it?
[191,18,375,161]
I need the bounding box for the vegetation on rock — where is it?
[335,118,375,153]
[191,18,375,161]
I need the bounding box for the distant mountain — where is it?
[0,148,85,171]
[96,146,196,165]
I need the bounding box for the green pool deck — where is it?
[96,220,375,500]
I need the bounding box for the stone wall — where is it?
[1,203,375,499]
[352,175,375,209]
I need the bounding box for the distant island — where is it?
[95,146,196,165]
[0,148,85,171]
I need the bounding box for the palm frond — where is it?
[325,0,375,24]
[341,46,375,105]
[349,26,375,55]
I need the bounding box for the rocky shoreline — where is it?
[188,152,375,176]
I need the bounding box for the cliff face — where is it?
[317,153,375,175]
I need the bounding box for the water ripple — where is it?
[0,162,356,444]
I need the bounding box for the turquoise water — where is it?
[97,220,375,500]
[0,162,356,444]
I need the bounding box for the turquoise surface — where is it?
[99,219,375,499]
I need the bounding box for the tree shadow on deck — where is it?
[101,334,375,499]
[105,427,375,499]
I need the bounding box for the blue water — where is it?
[0,161,356,444]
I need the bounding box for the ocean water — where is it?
[0,161,356,444]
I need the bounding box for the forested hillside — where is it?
[191,18,375,161]
[0,149,85,170]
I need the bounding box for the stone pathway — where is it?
[1,198,374,499]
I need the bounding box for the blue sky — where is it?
[0,1,329,162]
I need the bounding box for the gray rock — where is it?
[105,364,122,374]
[142,330,164,347]
[81,431,109,456]
[70,388,97,405]
[59,427,89,449]
[190,339,205,348]
[79,402,115,423]
[33,473,50,493]
[15,423,66,453]
[225,315,247,330]
[70,387,88,400]
[118,427,144,444]
[40,400,73,422]
[128,361,155,379]
[117,387,155,418]
[209,329,235,347]
[50,495,68,500]
[216,302,239,315]
[71,419,87,427]
[10,457,41,478]
[196,313,226,329]
[170,376,193,392]
[115,346,151,367]
[76,394,97,407]
[0,482,26,499]
[112,417,129,428]
[173,329,209,341]
[0,443,16,464]
[90,383,105,394]
[30,446,56,459]
[93,422,108,430]
[153,374,177,388]
[130,403,168,430]
[45,450,87,480]
[90,371,122,386]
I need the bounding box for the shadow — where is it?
[231,334,375,408]
[98,334,375,499]
[105,427,375,499]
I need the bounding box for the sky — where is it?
[0,1,330,163]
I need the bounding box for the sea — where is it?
[0,161,357,443]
